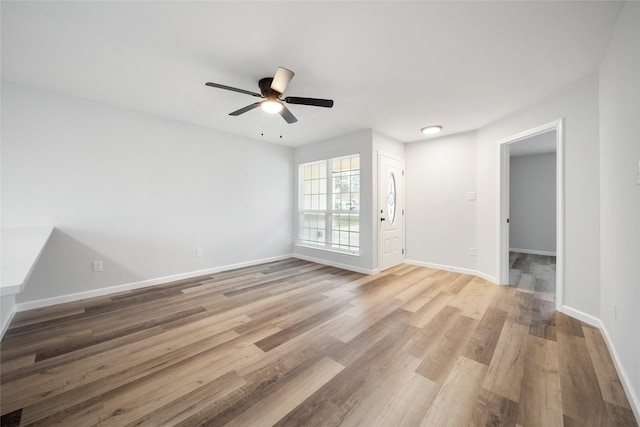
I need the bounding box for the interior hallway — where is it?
[509,251,556,300]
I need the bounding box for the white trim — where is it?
[405,259,498,284]
[509,248,557,256]
[472,270,498,284]
[498,141,511,285]
[598,322,640,422]
[560,304,600,328]
[15,254,292,312]
[560,305,640,421]
[1,304,17,339]
[498,119,565,311]
[556,120,565,312]
[294,244,360,257]
[293,253,377,275]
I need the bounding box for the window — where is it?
[299,154,360,254]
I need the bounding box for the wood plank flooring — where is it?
[1,259,637,426]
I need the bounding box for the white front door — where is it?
[378,154,405,271]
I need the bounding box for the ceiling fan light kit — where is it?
[261,99,283,114]
[205,67,334,124]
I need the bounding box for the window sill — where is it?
[294,244,360,257]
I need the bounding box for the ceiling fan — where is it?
[205,67,334,124]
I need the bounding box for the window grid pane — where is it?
[301,160,327,212]
[300,213,326,246]
[330,213,359,251]
[332,155,360,213]
[299,155,359,253]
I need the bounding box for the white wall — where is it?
[292,129,375,273]
[599,0,640,414]
[405,131,477,272]
[1,82,293,305]
[1,295,16,336]
[373,132,405,163]
[509,152,557,254]
[476,74,601,315]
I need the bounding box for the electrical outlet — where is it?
[466,192,476,201]
[469,247,476,256]
[196,248,204,257]
[92,260,103,273]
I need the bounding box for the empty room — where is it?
[1,1,638,426]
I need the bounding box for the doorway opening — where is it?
[499,120,564,310]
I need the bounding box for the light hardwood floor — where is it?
[1,259,637,426]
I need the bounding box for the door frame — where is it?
[497,119,564,310]
[377,152,405,271]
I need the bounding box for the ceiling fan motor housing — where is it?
[259,77,279,98]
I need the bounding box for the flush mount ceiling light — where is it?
[261,99,284,114]
[421,125,443,135]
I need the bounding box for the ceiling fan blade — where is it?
[279,105,298,124]
[229,102,262,116]
[284,97,334,108]
[205,82,262,98]
[270,67,295,94]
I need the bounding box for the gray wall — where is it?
[509,152,556,254]
[476,73,601,316]
[2,82,293,306]
[405,131,477,271]
[598,0,640,412]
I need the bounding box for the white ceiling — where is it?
[1,1,622,147]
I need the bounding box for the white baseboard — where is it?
[560,304,600,328]
[472,270,499,284]
[292,254,377,275]
[561,304,639,421]
[15,254,293,312]
[598,322,640,423]
[510,248,557,256]
[404,259,497,284]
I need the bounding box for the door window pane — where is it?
[387,172,396,225]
